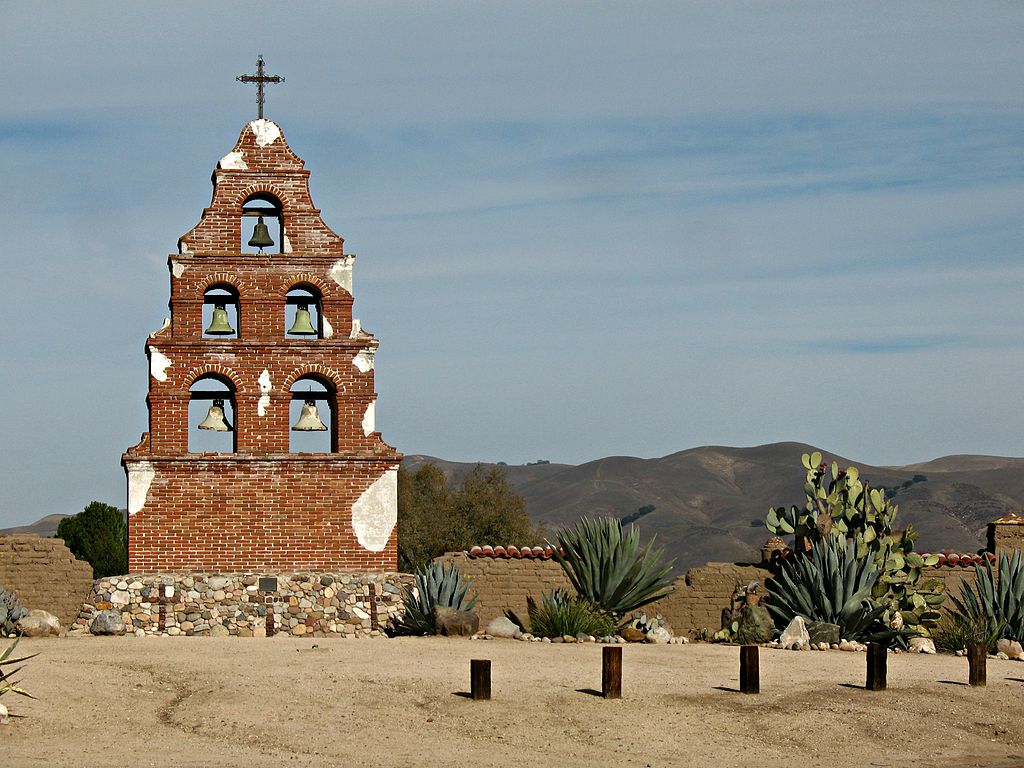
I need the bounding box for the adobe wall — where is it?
[0,534,94,627]
[435,552,571,626]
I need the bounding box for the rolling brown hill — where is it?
[405,442,1024,571]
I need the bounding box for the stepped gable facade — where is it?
[123,118,402,573]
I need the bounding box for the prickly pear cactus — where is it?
[765,452,945,637]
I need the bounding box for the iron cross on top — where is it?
[237,55,284,120]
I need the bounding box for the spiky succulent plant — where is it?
[391,562,477,636]
[949,549,1024,644]
[551,516,675,617]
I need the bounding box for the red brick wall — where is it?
[125,120,400,572]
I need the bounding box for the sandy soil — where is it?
[4,636,1024,767]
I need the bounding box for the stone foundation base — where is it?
[72,572,413,638]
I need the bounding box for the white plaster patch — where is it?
[349,318,363,339]
[127,461,156,516]
[351,468,398,552]
[150,317,171,337]
[283,234,293,254]
[178,240,192,255]
[321,315,334,339]
[170,259,186,278]
[249,119,281,147]
[257,369,273,416]
[352,349,375,373]
[362,399,376,436]
[328,256,355,293]
[150,347,172,381]
[218,151,248,170]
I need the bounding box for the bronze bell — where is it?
[198,398,233,431]
[204,302,235,335]
[292,399,328,431]
[248,215,274,251]
[287,303,318,336]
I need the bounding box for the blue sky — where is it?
[1,3,1022,526]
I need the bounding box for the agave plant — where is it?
[948,550,1024,643]
[766,534,897,642]
[0,637,37,708]
[551,517,675,617]
[391,562,477,636]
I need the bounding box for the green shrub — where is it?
[527,590,617,639]
[56,501,127,578]
[932,613,1004,653]
[948,550,1024,643]
[0,589,28,637]
[551,516,674,617]
[391,562,477,636]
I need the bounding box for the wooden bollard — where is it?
[602,645,622,699]
[866,642,887,691]
[740,645,759,694]
[471,659,491,700]
[967,642,987,687]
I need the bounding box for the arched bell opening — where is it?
[240,193,283,255]
[201,284,240,338]
[189,376,237,453]
[284,285,322,339]
[289,376,335,453]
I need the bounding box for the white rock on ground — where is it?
[485,616,520,639]
[780,616,810,650]
[996,638,1023,660]
[910,637,937,654]
[15,609,61,637]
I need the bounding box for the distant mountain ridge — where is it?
[404,442,1024,571]
[5,443,1021,572]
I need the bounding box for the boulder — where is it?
[645,626,672,644]
[0,702,8,725]
[620,627,647,643]
[433,606,479,637]
[485,616,520,639]
[909,637,936,654]
[209,624,230,637]
[90,610,126,636]
[780,616,810,650]
[807,621,841,646]
[997,638,1023,660]
[15,610,61,638]
[735,605,775,645]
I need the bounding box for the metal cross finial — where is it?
[236,55,284,120]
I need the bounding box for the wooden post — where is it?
[740,645,760,694]
[471,659,491,700]
[866,642,887,691]
[967,642,987,687]
[602,645,622,699]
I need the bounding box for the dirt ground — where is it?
[4,636,1024,767]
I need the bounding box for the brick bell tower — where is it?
[123,62,401,573]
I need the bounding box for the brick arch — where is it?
[185,364,246,392]
[235,184,293,212]
[283,364,346,392]
[198,272,254,297]
[280,273,333,298]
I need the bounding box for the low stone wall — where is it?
[74,572,414,637]
[0,534,94,627]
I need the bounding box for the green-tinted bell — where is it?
[198,398,232,431]
[248,215,274,251]
[205,303,235,335]
[287,303,317,336]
